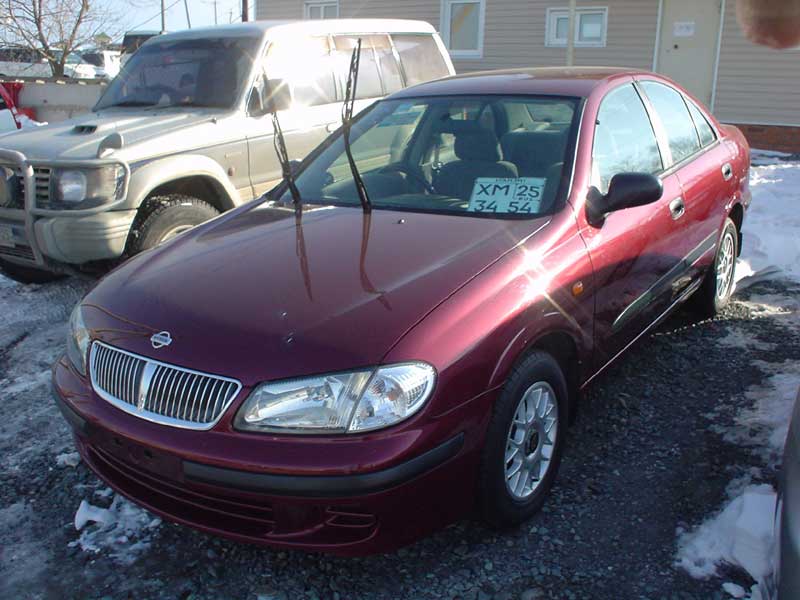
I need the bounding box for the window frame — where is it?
[545,7,608,48]
[635,79,721,172]
[304,0,339,19]
[440,0,486,59]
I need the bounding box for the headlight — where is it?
[66,304,90,376]
[56,170,87,203]
[234,362,436,434]
[52,165,125,209]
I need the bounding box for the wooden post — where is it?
[566,0,577,66]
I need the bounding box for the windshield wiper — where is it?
[342,39,371,214]
[105,100,156,108]
[272,109,302,206]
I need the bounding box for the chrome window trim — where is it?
[89,341,243,431]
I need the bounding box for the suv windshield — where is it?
[281,95,580,218]
[95,36,261,110]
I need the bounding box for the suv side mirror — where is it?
[586,172,663,227]
[250,78,292,116]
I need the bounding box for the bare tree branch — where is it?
[1,0,123,76]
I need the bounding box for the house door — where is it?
[655,0,723,106]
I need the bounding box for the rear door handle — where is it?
[669,197,685,220]
[722,163,733,181]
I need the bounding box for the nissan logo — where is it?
[150,331,172,349]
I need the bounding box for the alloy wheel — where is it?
[716,231,736,300]
[504,381,559,500]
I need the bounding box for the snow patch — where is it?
[719,362,800,467]
[736,157,800,286]
[16,114,46,128]
[722,582,747,598]
[55,452,80,468]
[71,495,161,565]
[676,484,776,582]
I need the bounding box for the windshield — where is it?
[95,36,261,110]
[280,95,580,218]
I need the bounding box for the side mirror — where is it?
[586,172,663,227]
[250,78,292,116]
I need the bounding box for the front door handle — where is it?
[669,197,685,220]
[722,162,733,181]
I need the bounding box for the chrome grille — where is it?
[89,342,242,430]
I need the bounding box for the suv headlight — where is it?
[234,362,436,434]
[52,165,125,209]
[66,304,90,376]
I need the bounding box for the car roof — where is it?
[391,67,644,99]
[151,19,437,43]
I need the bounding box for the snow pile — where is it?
[737,151,800,285]
[55,452,80,468]
[676,484,776,587]
[71,495,161,565]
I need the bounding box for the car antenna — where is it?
[342,38,371,213]
[271,101,302,207]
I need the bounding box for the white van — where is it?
[0,19,455,281]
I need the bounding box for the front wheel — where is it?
[693,218,738,318]
[125,194,219,256]
[478,351,568,528]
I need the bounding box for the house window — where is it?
[546,7,608,47]
[304,1,338,19]
[441,0,485,58]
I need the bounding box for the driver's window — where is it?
[592,84,663,194]
[327,102,426,182]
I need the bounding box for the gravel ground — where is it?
[1,270,797,600]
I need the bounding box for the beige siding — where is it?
[713,0,800,126]
[256,0,659,73]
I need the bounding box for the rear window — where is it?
[392,34,450,87]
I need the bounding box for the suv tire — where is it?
[478,350,568,529]
[693,218,738,318]
[126,195,219,255]
[0,258,64,284]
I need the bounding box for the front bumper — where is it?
[52,356,488,555]
[0,149,133,270]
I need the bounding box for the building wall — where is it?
[714,0,800,127]
[255,0,660,73]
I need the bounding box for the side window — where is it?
[370,35,403,95]
[391,34,450,86]
[593,84,663,194]
[686,100,716,147]
[265,35,337,107]
[332,35,383,99]
[640,81,700,164]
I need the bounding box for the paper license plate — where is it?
[468,177,546,214]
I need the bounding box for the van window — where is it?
[391,35,449,87]
[332,35,400,99]
[265,35,337,107]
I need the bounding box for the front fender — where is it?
[125,154,240,210]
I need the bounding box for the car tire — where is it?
[478,350,568,529]
[693,218,738,318]
[0,258,64,284]
[126,195,219,256]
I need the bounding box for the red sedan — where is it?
[53,67,750,555]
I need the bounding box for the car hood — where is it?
[84,204,548,386]
[0,109,233,162]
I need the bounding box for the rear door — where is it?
[639,80,727,290]
[581,83,683,368]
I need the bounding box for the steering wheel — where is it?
[143,84,178,104]
[379,163,437,195]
